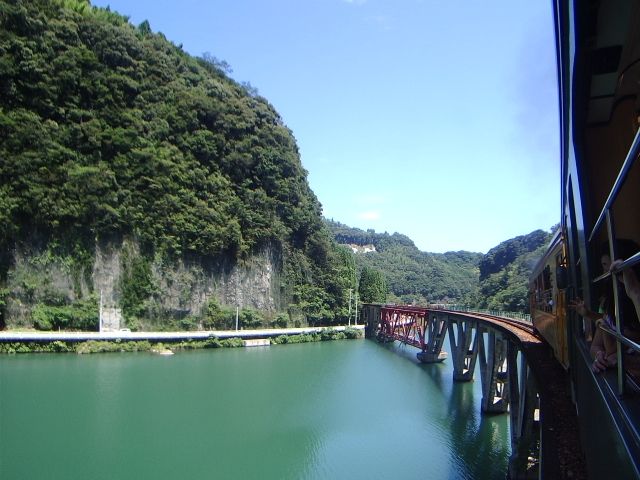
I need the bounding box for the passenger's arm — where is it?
[568,297,602,322]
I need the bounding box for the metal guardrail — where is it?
[432,305,532,323]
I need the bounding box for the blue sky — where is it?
[93,0,560,254]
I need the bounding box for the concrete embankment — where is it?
[0,325,365,343]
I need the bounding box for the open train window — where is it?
[577,0,640,393]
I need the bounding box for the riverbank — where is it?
[0,325,364,342]
[0,325,365,354]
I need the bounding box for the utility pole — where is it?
[99,290,103,333]
[235,306,239,331]
[354,291,358,326]
[348,289,352,326]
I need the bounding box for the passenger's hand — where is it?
[569,297,587,317]
[592,350,609,372]
[610,259,625,284]
[611,259,640,300]
[610,259,624,271]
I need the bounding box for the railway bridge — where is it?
[361,304,586,480]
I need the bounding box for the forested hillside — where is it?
[327,220,554,312]
[473,229,553,311]
[0,0,354,329]
[326,220,483,304]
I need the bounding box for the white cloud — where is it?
[343,0,367,5]
[358,211,381,220]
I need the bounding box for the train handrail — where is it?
[588,127,640,243]
[599,324,640,354]
[614,251,640,272]
[591,252,640,284]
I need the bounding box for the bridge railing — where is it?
[430,305,532,323]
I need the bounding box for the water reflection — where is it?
[419,349,510,479]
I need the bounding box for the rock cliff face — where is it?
[4,238,282,329]
[147,244,283,317]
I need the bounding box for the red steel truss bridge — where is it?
[376,305,447,363]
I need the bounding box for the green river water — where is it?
[0,339,509,479]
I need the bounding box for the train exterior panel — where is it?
[548,1,640,477]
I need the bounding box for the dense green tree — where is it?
[0,0,326,259]
[359,266,387,303]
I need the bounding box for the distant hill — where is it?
[474,229,554,311]
[325,219,483,304]
[326,219,555,312]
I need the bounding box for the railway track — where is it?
[435,309,540,343]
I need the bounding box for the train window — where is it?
[576,1,640,393]
[531,269,554,313]
[584,144,640,390]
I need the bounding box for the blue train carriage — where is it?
[529,229,569,369]
[555,0,640,477]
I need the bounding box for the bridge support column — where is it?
[416,312,448,363]
[507,343,540,479]
[479,330,509,413]
[361,304,381,339]
[447,317,479,381]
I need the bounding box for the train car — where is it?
[551,1,640,478]
[529,229,569,368]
